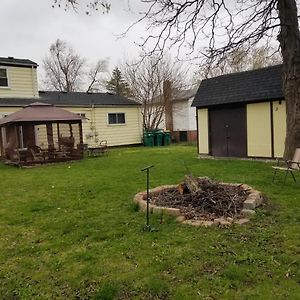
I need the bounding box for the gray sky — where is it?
[0,0,156,85]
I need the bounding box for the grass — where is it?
[0,145,299,299]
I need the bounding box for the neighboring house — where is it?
[0,57,142,150]
[171,88,198,143]
[158,87,197,142]
[192,64,286,158]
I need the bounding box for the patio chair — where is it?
[87,140,108,156]
[5,148,20,163]
[272,148,300,184]
[29,145,45,162]
[99,140,108,154]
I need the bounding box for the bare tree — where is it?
[52,0,110,14]
[43,39,108,92]
[86,59,108,92]
[43,39,86,92]
[122,55,188,130]
[128,0,300,159]
[197,46,282,79]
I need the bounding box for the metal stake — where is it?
[141,165,154,231]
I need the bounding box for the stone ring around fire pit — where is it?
[133,178,264,227]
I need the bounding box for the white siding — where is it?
[160,97,197,131]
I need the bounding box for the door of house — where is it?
[209,105,247,157]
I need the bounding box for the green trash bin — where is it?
[163,131,171,146]
[154,130,163,146]
[143,131,154,146]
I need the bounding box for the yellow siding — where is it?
[0,66,38,98]
[197,108,209,154]
[273,100,286,158]
[247,102,272,157]
[0,107,19,116]
[66,106,143,146]
[0,105,143,148]
[35,125,48,148]
[63,107,92,143]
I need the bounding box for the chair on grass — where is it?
[272,148,300,184]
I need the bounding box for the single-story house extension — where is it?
[0,56,142,150]
[192,64,286,158]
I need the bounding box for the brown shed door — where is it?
[209,105,247,157]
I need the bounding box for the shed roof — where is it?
[192,64,283,108]
[0,102,82,126]
[0,57,38,68]
[0,91,140,107]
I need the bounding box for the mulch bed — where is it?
[150,177,250,220]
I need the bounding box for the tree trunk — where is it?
[277,0,300,159]
[163,80,173,133]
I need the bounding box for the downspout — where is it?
[89,103,97,145]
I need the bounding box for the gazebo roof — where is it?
[0,102,82,126]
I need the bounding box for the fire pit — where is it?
[134,176,264,226]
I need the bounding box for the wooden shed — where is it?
[192,64,286,158]
[0,102,84,165]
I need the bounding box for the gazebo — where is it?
[0,102,84,166]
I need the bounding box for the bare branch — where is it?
[86,59,108,92]
[122,54,189,130]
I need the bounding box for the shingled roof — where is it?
[0,102,82,126]
[192,64,284,108]
[0,57,38,68]
[0,91,140,107]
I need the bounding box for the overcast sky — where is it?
[0,0,167,86]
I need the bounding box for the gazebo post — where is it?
[57,123,61,150]
[78,121,84,158]
[14,124,19,148]
[0,127,3,157]
[69,123,73,137]
[46,122,54,148]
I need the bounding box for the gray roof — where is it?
[0,91,141,107]
[0,57,38,68]
[0,102,82,126]
[192,64,284,108]
[173,87,198,102]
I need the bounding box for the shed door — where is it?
[209,105,247,157]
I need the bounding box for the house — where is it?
[158,87,198,142]
[170,88,198,143]
[192,64,286,158]
[0,56,143,151]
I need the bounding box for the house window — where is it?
[0,68,8,87]
[108,113,126,125]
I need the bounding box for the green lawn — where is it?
[0,145,299,299]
